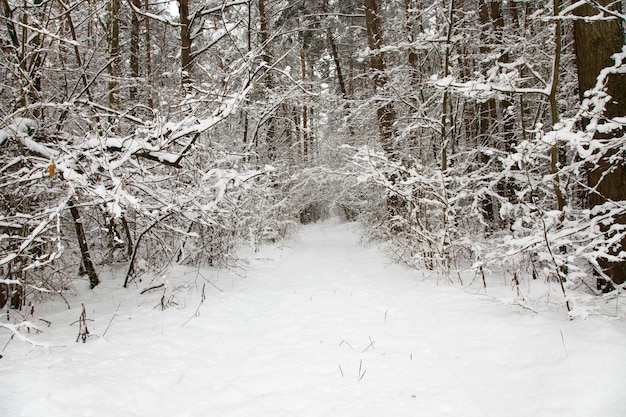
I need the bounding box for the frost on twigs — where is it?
[0,320,52,350]
[0,117,39,145]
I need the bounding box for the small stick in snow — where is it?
[102,302,122,338]
[361,336,375,353]
[339,339,353,349]
[196,271,223,292]
[358,359,366,382]
[140,283,165,294]
[560,329,568,357]
[181,283,206,327]
[75,303,89,343]
[338,364,344,378]
[479,265,486,288]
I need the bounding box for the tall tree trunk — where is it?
[300,49,309,159]
[242,0,252,146]
[179,0,192,86]
[364,0,396,158]
[144,0,153,107]
[258,0,270,69]
[440,0,455,171]
[574,0,626,290]
[27,0,44,118]
[549,0,566,211]
[1,0,19,51]
[257,0,277,159]
[364,0,404,218]
[129,0,141,101]
[404,0,418,80]
[108,0,120,112]
[323,0,351,138]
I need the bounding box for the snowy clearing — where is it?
[2,220,625,417]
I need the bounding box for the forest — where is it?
[2,0,626,322]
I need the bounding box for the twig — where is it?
[181,283,206,327]
[358,359,367,382]
[339,339,353,349]
[198,271,224,292]
[37,318,52,327]
[75,303,89,343]
[1,321,56,350]
[361,336,375,353]
[102,302,121,338]
[140,283,165,294]
[479,265,487,288]
[124,211,174,288]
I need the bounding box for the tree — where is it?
[179,0,193,85]
[364,0,396,158]
[573,0,626,290]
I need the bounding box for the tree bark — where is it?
[129,0,141,100]
[549,0,566,211]
[144,0,153,107]
[364,0,405,218]
[301,49,309,159]
[68,199,99,289]
[108,0,121,111]
[440,0,455,171]
[257,0,277,159]
[364,0,396,158]
[1,0,19,50]
[179,0,192,86]
[573,0,626,290]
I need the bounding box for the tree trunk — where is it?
[573,0,626,290]
[144,0,153,107]
[129,0,141,100]
[179,0,192,86]
[257,0,277,159]
[549,0,566,211]
[440,0,455,171]
[300,49,309,159]
[364,0,405,218]
[1,0,19,51]
[68,199,99,289]
[108,0,120,111]
[364,0,396,158]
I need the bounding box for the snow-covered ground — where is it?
[2,220,625,417]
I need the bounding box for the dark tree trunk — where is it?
[144,0,153,107]
[257,0,277,159]
[108,0,120,111]
[68,199,100,289]
[364,0,405,218]
[364,0,397,158]
[574,0,626,290]
[179,0,192,85]
[129,0,141,100]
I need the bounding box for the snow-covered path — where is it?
[2,220,626,417]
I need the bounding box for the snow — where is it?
[2,220,626,417]
[0,117,39,146]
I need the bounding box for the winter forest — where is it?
[1,0,626,414]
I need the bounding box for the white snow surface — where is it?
[2,220,626,417]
